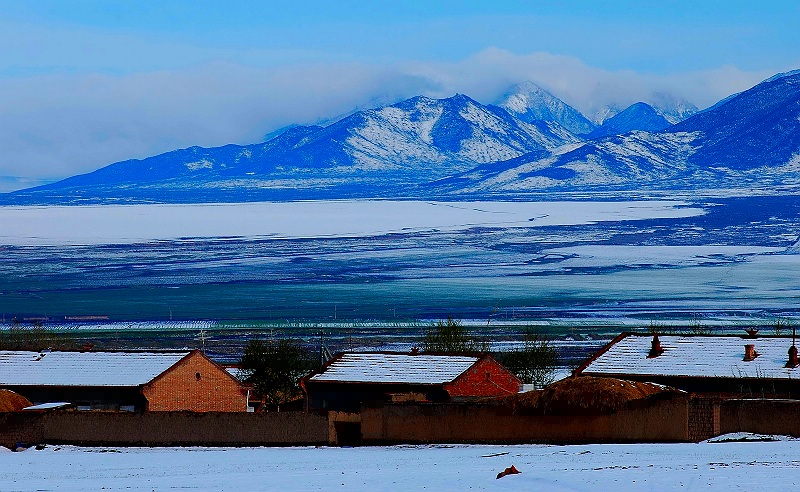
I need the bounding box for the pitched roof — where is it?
[580,334,800,380]
[0,350,192,387]
[308,353,481,384]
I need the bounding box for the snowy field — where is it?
[3,438,800,491]
[0,200,702,246]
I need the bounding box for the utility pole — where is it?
[198,329,207,352]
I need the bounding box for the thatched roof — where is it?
[505,376,679,415]
[0,389,32,412]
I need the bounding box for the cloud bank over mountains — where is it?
[0,48,781,189]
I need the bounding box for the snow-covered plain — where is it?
[4,439,800,491]
[0,200,702,246]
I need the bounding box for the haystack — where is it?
[0,389,32,412]
[507,376,677,415]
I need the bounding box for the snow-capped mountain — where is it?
[585,104,623,126]
[495,81,596,135]
[447,71,800,193]
[586,93,697,126]
[5,94,578,202]
[649,93,698,124]
[667,71,800,173]
[2,70,799,204]
[585,102,672,140]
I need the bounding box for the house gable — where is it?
[142,351,247,412]
[444,355,521,397]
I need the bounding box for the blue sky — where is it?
[0,1,798,189]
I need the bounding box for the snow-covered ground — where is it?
[3,438,800,491]
[0,200,702,246]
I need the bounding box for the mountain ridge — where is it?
[3,72,799,204]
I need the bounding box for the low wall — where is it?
[720,399,800,437]
[2,411,328,448]
[360,395,689,444]
[15,395,776,448]
[0,412,44,449]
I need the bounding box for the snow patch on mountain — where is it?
[454,130,704,193]
[185,159,214,171]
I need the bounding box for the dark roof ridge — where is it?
[0,348,193,354]
[339,350,484,357]
[628,332,796,339]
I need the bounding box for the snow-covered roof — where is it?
[0,350,192,387]
[22,402,72,411]
[309,353,481,384]
[582,334,800,380]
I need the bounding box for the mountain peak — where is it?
[585,102,671,139]
[495,82,596,135]
[444,93,476,105]
[649,92,699,124]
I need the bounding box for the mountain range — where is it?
[3,71,799,204]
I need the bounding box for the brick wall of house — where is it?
[142,351,247,412]
[444,357,521,398]
[688,398,720,442]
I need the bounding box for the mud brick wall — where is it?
[34,411,327,447]
[0,412,45,449]
[688,398,720,442]
[142,352,248,412]
[720,399,800,437]
[361,395,689,444]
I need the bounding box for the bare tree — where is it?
[422,317,489,353]
[497,329,559,389]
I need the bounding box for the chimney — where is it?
[743,344,760,362]
[744,328,760,338]
[648,334,664,358]
[787,345,799,368]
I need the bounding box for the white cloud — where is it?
[0,48,787,188]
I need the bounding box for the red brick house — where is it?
[0,349,248,412]
[301,352,522,412]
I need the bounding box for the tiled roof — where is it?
[582,334,800,380]
[0,350,191,387]
[309,353,480,384]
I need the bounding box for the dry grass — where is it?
[506,376,677,415]
[0,389,32,412]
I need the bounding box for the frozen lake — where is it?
[1,196,799,324]
[0,199,702,246]
[4,437,800,491]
